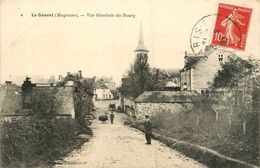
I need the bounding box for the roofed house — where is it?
[134,91,198,120]
[93,78,114,100]
[150,68,181,91]
[180,45,234,93]
[21,78,76,119]
[98,76,116,91]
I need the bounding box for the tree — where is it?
[120,53,152,99]
[212,57,254,88]
[212,57,259,135]
[73,79,94,125]
[31,87,60,120]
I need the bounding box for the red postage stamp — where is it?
[211,3,252,50]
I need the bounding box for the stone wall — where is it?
[135,102,193,121]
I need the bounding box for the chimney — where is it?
[78,70,82,79]
[184,51,188,65]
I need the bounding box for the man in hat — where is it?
[110,111,115,124]
[144,114,152,144]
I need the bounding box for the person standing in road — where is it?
[144,114,152,144]
[110,111,114,124]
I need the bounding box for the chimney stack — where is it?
[78,70,82,79]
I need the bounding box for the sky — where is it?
[0,0,259,85]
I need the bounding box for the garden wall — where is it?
[135,102,193,121]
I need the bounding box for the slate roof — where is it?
[135,23,148,52]
[164,68,181,77]
[94,79,108,89]
[184,56,207,69]
[150,68,181,80]
[134,91,198,103]
[182,46,217,70]
[55,87,74,116]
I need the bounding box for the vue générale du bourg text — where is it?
[31,12,135,18]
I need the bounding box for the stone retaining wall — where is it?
[135,102,193,120]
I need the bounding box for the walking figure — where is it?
[221,8,245,46]
[110,111,114,124]
[144,114,152,144]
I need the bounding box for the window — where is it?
[218,54,223,62]
[183,82,187,90]
[201,89,209,96]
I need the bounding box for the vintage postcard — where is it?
[0,0,259,168]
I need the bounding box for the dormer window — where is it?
[218,54,223,62]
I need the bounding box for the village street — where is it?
[54,100,207,168]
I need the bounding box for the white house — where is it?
[180,46,234,93]
[94,88,114,100]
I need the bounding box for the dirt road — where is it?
[54,100,207,168]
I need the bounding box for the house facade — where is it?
[94,88,114,100]
[180,46,233,93]
[103,78,116,91]
[93,77,114,100]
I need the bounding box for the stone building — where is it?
[180,46,234,93]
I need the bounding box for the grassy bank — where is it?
[1,118,92,168]
[126,113,259,166]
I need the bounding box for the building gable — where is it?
[180,47,234,92]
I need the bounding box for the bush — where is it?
[1,117,90,168]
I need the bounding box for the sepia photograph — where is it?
[0,0,259,167]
